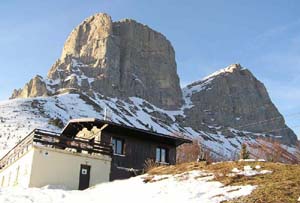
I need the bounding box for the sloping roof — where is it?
[61,118,192,146]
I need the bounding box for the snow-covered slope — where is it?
[0,90,270,159]
[0,170,256,203]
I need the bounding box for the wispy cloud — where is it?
[252,18,300,46]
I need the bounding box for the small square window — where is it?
[112,137,124,155]
[156,147,168,163]
[81,169,87,175]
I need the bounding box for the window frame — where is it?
[112,137,125,156]
[155,147,168,164]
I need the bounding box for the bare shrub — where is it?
[176,139,201,164]
[250,138,299,164]
[143,158,158,173]
[206,150,215,164]
[240,143,250,159]
[48,118,64,128]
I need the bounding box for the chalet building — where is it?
[0,118,191,190]
[0,129,112,190]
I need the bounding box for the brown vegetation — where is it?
[147,161,300,203]
[176,140,201,163]
[248,138,299,164]
[143,158,159,173]
[176,139,213,164]
[240,143,250,159]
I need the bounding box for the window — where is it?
[81,169,88,175]
[156,147,168,163]
[112,137,124,155]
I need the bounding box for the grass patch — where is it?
[148,161,300,203]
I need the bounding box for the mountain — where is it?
[11,13,182,110]
[2,13,298,159]
[182,64,297,145]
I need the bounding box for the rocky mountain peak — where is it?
[183,64,297,145]
[12,13,183,109]
[60,13,113,63]
[202,63,243,80]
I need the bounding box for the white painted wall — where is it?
[29,146,112,189]
[0,145,34,187]
[0,145,112,190]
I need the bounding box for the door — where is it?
[78,164,91,190]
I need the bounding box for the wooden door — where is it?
[78,164,91,190]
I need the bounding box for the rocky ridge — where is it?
[182,64,297,145]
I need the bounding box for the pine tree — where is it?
[240,143,250,159]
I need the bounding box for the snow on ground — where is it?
[238,159,266,162]
[230,165,272,177]
[0,170,256,203]
[0,98,61,157]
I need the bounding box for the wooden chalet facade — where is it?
[0,118,191,189]
[61,118,191,180]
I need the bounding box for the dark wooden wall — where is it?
[101,131,176,181]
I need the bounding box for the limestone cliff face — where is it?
[182,64,297,145]
[113,19,182,108]
[12,13,182,109]
[60,13,114,62]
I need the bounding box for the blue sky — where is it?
[0,0,300,138]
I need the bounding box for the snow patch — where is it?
[202,64,240,81]
[230,165,272,177]
[0,170,256,203]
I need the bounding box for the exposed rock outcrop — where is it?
[12,13,182,109]
[182,64,297,145]
[10,75,49,99]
